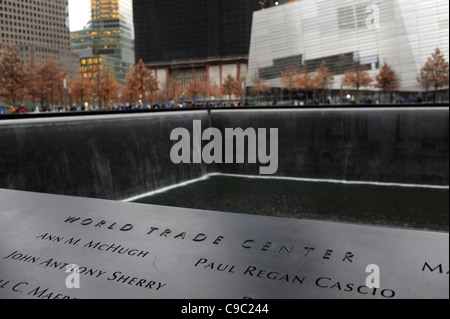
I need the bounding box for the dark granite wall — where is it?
[211,108,449,186]
[0,108,448,200]
[0,112,210,200]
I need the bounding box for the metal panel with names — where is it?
[0,189,448,299]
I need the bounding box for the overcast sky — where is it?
[68,0,91,31]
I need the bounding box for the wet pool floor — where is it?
[133,175,449,232]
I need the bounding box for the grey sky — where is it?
[68,0,91,31]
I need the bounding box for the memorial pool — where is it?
[131,174,449,232]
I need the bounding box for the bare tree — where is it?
[207,82,221,100]
[419,48,449,103]
[23,60,40,109]
[102,71,118,109]
[185,77,208,101]
[375,60,398,103]
[124,59,158,105]
[220,74,241,101]
[280,68,300,102]
[71,76,91,107]
[122,77,138,105]
[315,61,335,104]
[416,70,432,103]
[89,68,119,109]
[162,75,182,101]
[35,59,65,108]
[293,67,317,105]
[342,62,373,103]
[0,47,26,106]
[250,72,271,104]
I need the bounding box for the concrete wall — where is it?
[0,107,448,201]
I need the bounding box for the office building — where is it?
[133,0,261,100]
[71,0,135,83]
[0,0,79,77]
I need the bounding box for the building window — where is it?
[338,3,371,30]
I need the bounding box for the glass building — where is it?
[71,0,135,83]
[247,0,449,101]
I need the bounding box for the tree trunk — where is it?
[11,86,15,107]
[435,86,439,103]
[98,90,102,109]
[50,86,54,108]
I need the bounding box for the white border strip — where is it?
[0,110,207,126]
[122,174,211,202]
[210,173,449,190]
[123,172,449,202]
[212,107,449,113]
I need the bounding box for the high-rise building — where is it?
[133,0,261,101]
[0,0,79,77]
[71,0,135,83]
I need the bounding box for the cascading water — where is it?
[0,107,448,230]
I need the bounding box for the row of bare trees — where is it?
[0,48,155,109]
[0,47,120,109]
[252,48,448,104]
[1,47,448,108]
[0,48,67,107]
[123,60,246,103]
[250,60,387,105]
[0,47,247,109]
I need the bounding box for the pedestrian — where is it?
[9,106,16,114]
[18,104,27,114]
